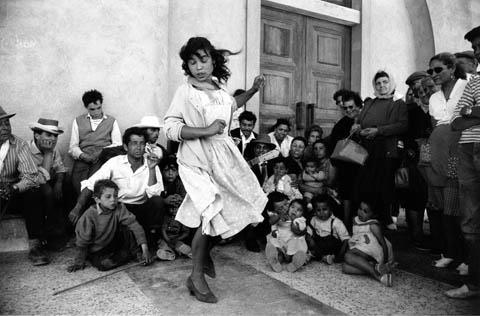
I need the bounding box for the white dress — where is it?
[164,81,267,238]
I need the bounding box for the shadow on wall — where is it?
[404,0,435,69]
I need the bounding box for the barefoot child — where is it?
[67,179,152,272]
[308,194,350,264]
[342,200,394,286]
[265,194,309,272]
[157,157,192,260]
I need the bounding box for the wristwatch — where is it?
[465,107,473,116]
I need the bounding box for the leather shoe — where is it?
[28,247,50,266]
[186,276,218,303]
[245,238,260,252]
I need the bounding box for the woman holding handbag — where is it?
[328,90,363,229]
[352,70,408,228]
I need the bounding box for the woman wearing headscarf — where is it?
[352,70,408,227]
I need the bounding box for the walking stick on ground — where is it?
[53,257,155,296]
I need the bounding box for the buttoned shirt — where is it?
[429,79,468,126]
[240,131,255,155]
[0,135,39,192]
[268,132,293,157]
[68,114,122,159]
[81,155,164,204]
[29,140,66,183]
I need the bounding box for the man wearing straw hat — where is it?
[0,107,48,265]
[29,118,68,247]
[133,116,166,160]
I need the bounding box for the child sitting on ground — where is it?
[67,179,152,272]
[265,193,309,272]
[308,194,350,264]
[263,156,302,200]
[157,157,191,260]
[342,200,394,287]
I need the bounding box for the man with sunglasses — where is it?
[448,25,480,299]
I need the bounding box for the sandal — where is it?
[175,243,193,258]
[156,248,175,261]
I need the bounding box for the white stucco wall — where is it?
[360,0,420,99]
[167,0,248,108]
[0,0,169,167]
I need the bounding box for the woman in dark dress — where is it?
[352,70,408,227]
[328,90,363,229]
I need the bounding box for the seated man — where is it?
[242,134,277,252]
[69,89,122,195]
[69,127,166,244]
[0,107,47,265]
[29,118,67,244]
[230,110,258,160]
[133,115,167,159]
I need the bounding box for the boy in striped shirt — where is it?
[448,25,480,299]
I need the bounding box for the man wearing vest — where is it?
[69,90,122,195]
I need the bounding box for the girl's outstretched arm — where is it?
[234,75,264,108]
[370,223,389,264]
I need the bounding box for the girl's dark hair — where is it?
[360,198,378,218]
[304,124,323,140]
[429,52,467,80]
[374,71,389,82]
[289,199,306,214]
[311,194,335,211]
[179,37,239,83]
[93,179,119,198]
[333,89,351,101]
[291,136,307,147]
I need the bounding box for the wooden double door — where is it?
[259,5,351,136]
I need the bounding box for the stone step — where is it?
[0,216,28,252]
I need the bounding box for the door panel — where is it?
[260,7,303,134]
[260,6,351,137]
[305,18,351,135]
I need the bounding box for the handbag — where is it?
[331,135,369,166]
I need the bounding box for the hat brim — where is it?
[0,113,16,120]
[29,123,64,135]
[132,123,163,129]
[250,141,276,151]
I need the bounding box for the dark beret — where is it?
[465,26,480,42]
[405,71,428,86]
[455,50,475,61]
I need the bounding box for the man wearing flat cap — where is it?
[448,25,480,299]
[455,51,478,75]
[0,107,49,266]
[29,118,68,247]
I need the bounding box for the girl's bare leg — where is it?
[342,262,366,274]
[343,249,380,280]
[190,226,211,293]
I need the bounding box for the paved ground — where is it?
[1,216,480,315]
